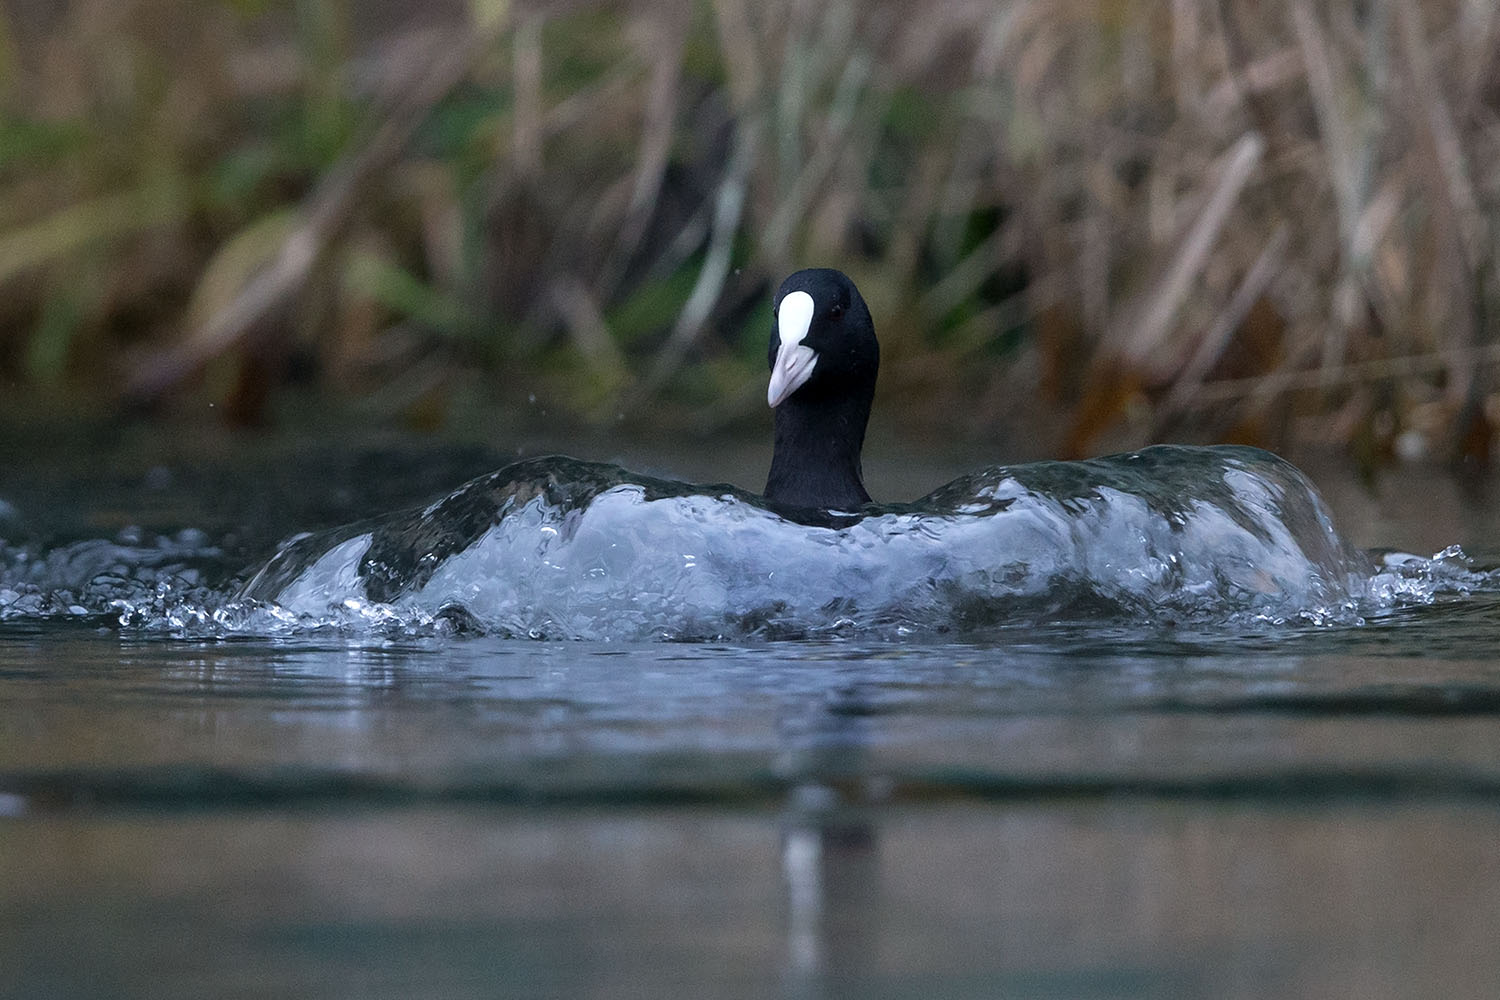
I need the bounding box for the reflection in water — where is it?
[782,800,882,999]
[779,682,881,999]
[6,630,1500,995]
[784,821,823,978]
[7,438,1500,995]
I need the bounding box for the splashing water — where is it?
[2,445,1496,640]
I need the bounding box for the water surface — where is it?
[3,431,1500,998]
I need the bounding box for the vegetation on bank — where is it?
[0,0,1497,467]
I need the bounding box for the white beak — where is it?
[768,290,817,407]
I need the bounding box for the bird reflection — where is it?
[778,683,882,998]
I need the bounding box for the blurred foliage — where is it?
[0,0,1498,468]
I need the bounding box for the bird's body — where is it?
[763,269,879,510]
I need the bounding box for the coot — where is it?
[764,268,880,509]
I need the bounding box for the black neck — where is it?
[765,392,872,510]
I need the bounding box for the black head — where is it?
[764,268,880,510]
[767,268,878,408]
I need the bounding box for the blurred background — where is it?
[0,0,1497,473]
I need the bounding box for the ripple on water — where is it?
[3,445,1498,641]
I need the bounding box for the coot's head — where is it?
[767,268,878,409]
[764,268,879,510]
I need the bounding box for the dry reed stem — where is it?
[1159,222,1290,418]
[620,119,758,411]
[124,15,512,401]
[4,0,1499,457]
[1395,0,1488,422]
[549,274,626,375]
[1192,341,1500,406]
[510,12,543,180]
[1121,131,1264,368]
[604,14,685,292]
[1396,2,1483,264]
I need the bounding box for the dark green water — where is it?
[4,430,1500,998]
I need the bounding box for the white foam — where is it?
[9,448,1498,640]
